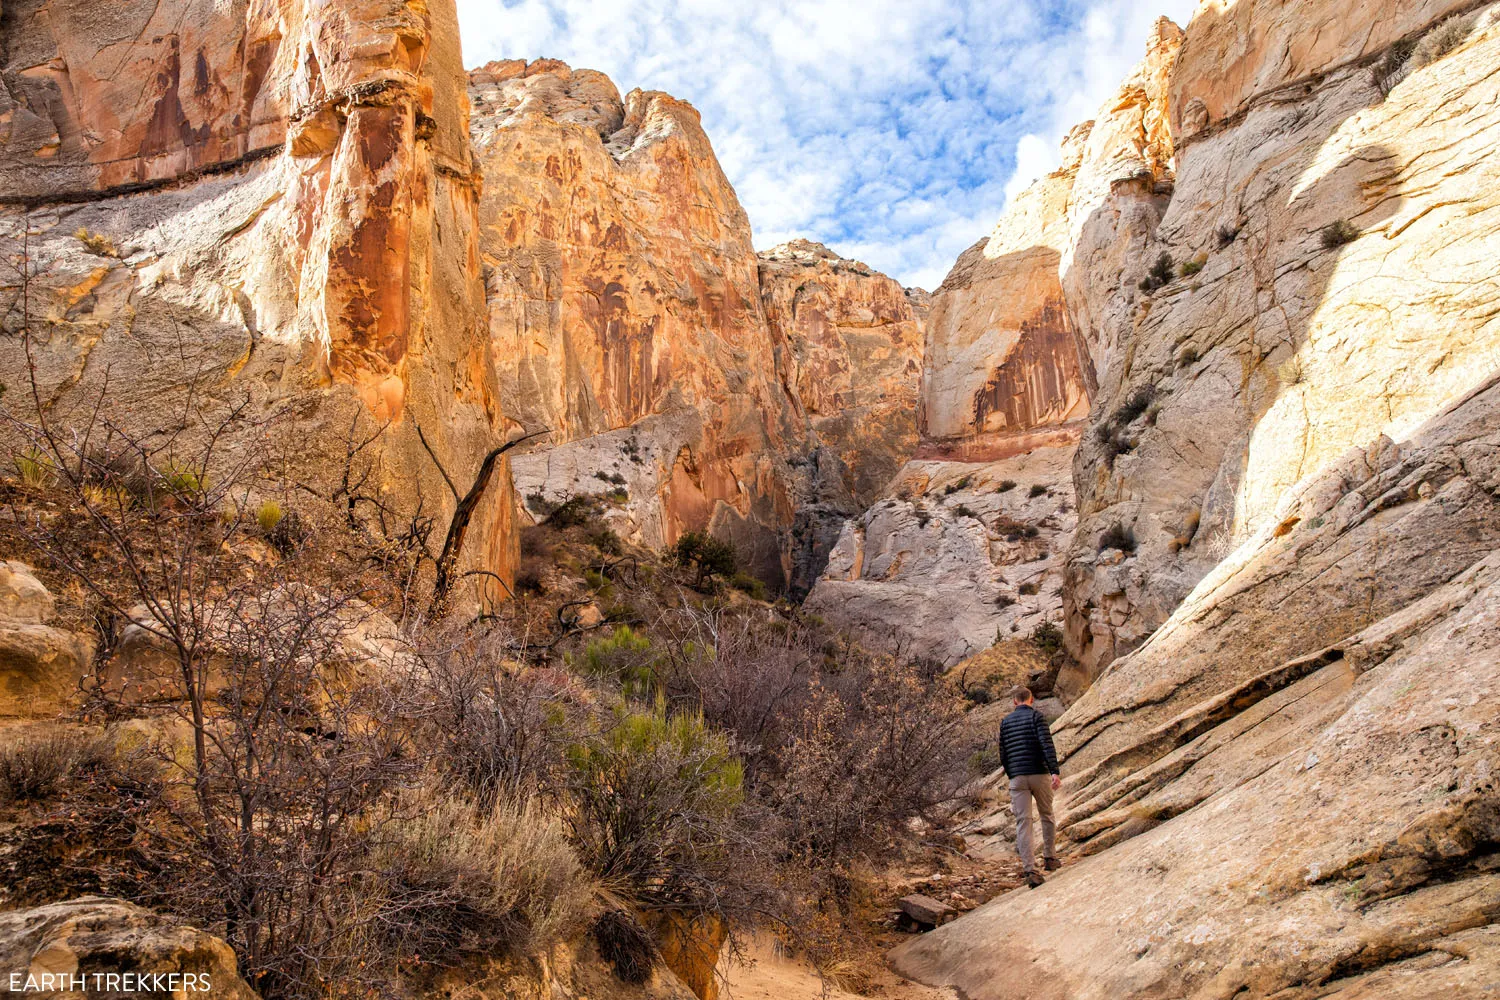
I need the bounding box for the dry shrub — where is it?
[591,909,656,984]
[0,726,112,803]
[764,654,973,906]
[376,786,593,960]
[1412,14,1476,69]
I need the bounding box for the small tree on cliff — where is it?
[672,531,738,590]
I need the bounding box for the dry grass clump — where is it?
[377,786,594,959]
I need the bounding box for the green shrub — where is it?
[13,446,52,487]
[1138,252,1175,292]
[1029,621,1064,657]
[1018,582,1039,596]
[550,495,605,528]
[566,706,743,908]
[588,527,623,555]
[943,475,972,495]
[997,479,1017,493]
[673,531,738,589]
[1179,259,1204,278]
[730,572,768,601]
[1028,484,1048,498]
[256,500,284,533]
[576,625,656,692]
[159,461,204,498]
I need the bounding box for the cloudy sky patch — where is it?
[456,0,1197,289]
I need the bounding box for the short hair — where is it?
[1011,686,1033,704]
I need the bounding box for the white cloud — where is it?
[455,0,1199,289]
[1003,134,1057,208]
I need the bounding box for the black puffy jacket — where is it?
[998,704,1060,777]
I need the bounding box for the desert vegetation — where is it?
[0,361,976,1000]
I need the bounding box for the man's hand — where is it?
[1051,774,1062,791]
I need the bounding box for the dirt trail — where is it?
[722,939,956,1000]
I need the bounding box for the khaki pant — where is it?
[1010,774,1057,873]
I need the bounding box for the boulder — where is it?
[0,563,56,624]
[0,896,256,999]
[899,894,957,929]
[0,622,95,719]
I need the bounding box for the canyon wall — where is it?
[0,0,519,602]
[469,60,925,589]
[892,1,1500,996]
[800,27,1184,667]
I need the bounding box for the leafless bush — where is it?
[765,656,973,905]
[0,726,112,803]
[410,627,582,805]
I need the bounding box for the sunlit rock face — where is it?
[471,62,926,589]
[471,58,791,581]
[805,454,1075,666]
[0,0,518,601]
[891,4,1500,997]
[1063,2,1500,682]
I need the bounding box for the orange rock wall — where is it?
[0,0,517,603]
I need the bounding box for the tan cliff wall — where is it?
[0,0,518,603]
[891,2,1500,997]
[799,31,1180,666]
[757,238,927,596]
[469,60,925,590]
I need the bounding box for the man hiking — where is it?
[999,686,1061,888]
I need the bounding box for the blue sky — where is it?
[456,0,1199,290]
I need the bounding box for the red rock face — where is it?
[758,239,927,504]
[0,0,518,603]
[472,62,924,588]
[917,174,1093,462]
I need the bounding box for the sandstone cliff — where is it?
[801,55,1121,665]
[469,60,925,589]
[888,2,1500,996]
[0,0,518,602]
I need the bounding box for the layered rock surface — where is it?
[470,60,925,589]
[805,455,1074,666]
[888,3,1500,997]
[0,0,519,602]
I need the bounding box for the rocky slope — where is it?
[888,2,1500,997]
[469,59,926,590]
[0,0,519,603]
[802,53,1116,665]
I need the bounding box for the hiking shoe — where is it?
[1044,857,1063,872]
[1025,871,1046,889]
